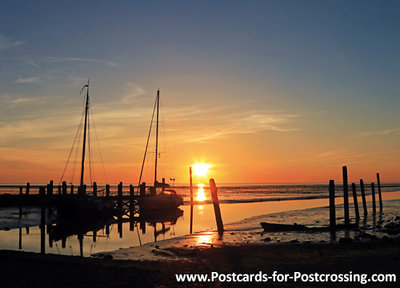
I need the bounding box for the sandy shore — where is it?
[1,238,399,287]
[1,197,399,287]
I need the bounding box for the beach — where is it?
[1,191,400,287]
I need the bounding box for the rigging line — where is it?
[59,96,86,185]
[70,128,82,184]
[88,108,93,186]
[90,106,109,184]
[138,96,158,185]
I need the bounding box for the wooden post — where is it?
[209,179,224,237]
[118,182,123,211]
[190,167,194,234]
[360,179,368,215]
[342,166,350,225]
[50,180,54,195]
[26,182,30,195]
[129,184,135,231]
[105,184,110,199]
[57,185,61,195]
[376,173,383,212]
[162,178,165,193]
[93,182,97,197]
[351,183,360,221]
[39,186,46,254]
[140,182,146,196]
[19,186,23,218]
[329,180,335,229]
[371,182,376,214]
[83,185,87,197]
[70,184,74,195]
[62,181,67,196]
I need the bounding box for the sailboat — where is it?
[56,80,115,219]
[138,90,183,210]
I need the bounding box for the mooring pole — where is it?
[39,186,46,254]
[342,166,350,225]
[190,166,194,234]
[376,173,383,212]
[360,179,368,215]
[329,180,336,229]
[351,183,360,221]
[209,178,224,238]
[26,182,30,195]
[371,182,376,214]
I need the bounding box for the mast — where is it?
[154,90,160,187]
[80,80,90,187]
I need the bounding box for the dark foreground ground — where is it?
[1,239,399,288]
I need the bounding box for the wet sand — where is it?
[1,239,399,287]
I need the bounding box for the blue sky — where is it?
[0,1,399,183]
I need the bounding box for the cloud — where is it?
[46,56,118,67]
[166,110,300,143]
[14,77,40,84]
[11,97,37,104]
[120,82,147,103]
[355,128,400,138]
[0,35,23,52]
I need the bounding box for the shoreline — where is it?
[1,239,399,287]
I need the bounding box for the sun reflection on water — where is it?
[196,183,206,202]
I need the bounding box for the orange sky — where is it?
[1,2,400,185]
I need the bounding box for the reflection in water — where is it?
[12,206,184,257]
[196,232,217,247]
[196,184,206,202]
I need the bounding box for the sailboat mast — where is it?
[154,90,160,186]
[80,80,90,187]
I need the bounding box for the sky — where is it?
[0,0,399,184]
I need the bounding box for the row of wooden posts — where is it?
[329,166,383,228]
[18,180,150,200]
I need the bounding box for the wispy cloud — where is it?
[46,56,118,67]
[166,110,300,143]
[14,77,40,84]
[120,82,146,104]
[355,128,400,138]
[11,97,37,104]
[0,35,23,52]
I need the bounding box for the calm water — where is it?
[1,183,399,257]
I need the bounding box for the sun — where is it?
[192,163,211,177]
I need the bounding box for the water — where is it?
[1,183,399,257]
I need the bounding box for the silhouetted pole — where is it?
[376,173,383,212]
[371,182,376,214]
[62,181,67,196]
[19,227,22,250]
[105,184,110,199]
[342,166,350,225]
[118,182,123,212]
[329,180,336,229]
[129,184,135,231]
[140,182,146,196]
[190,167,193,234]
[359,179,367,215]
[26,182,30,195]
[209,179,224,238]
[351,183,360,221]
[39,186,46,254]
[80,81,90,187]
[93,182,97,197]
[19,186,23,217]
[70,184,74,195]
